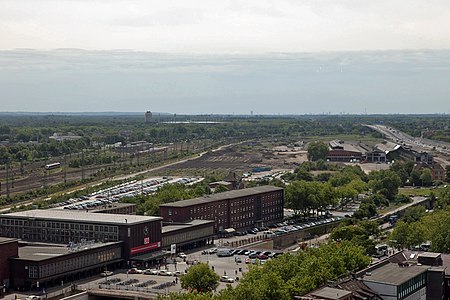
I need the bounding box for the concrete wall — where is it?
[404,286,426,300]
[61,291,89,300]
[272,222,340,249]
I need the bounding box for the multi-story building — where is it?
[0,210,162,262]
[0,238,18,295]
[361,263,428,300]
[10,241,123,291]
[159,186,284,232]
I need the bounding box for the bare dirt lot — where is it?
[149,142,308,177]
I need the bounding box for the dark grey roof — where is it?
[417,252,441,259]
[0,237,18,245]
[162,219,215,234]
[311,287,352,299]
[160,186,283,208]
[14,241,122,261]
[362,263,428,286]
[4,209,161,225]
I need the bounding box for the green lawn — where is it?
[398,187,442,197]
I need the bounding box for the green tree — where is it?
[369,170,401,200]
[420,169,433,186]
[180,263,219,293]
[307,141,329,162]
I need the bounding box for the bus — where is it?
[45,162,61,170]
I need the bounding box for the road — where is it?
[365,124,450,161]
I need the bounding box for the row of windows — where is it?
[262,200,282,207]
[262,213,283,221]
[29,248,121,279]
[162,227,213,246]
[232,220,254,228]
[398,272,426,299]
[231,213,254,221]
[230,198,255,207]
[262,207,282,214]
[0,220,119,244]
[0,219,118,233]
[231,206,254,214]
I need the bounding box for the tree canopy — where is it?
[180,263,220,293]
[307,141,329,161]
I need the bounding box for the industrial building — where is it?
[327,140,363,162]
[159,186,284,232]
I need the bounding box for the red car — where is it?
[257,254,269,260]
[127,268,142,274]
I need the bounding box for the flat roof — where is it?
[160,186,283,208]
[0,237,18,245]
[362,263,428,286]
[311,287,352,299]
[162,219,215,234]
[14,241,122,261]
[4,209,162,225]
[417,252,441,259]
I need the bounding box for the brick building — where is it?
[0,238,18,294]
[159,186,284,232]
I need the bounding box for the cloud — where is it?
[1,0,450,52]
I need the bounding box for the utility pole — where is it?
[81,150,85,181]
[6,161,10,199]
[64,153,67,184]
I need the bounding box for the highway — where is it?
[365,124,450,165]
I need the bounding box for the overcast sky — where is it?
[1,1,449,114]
[2,0,450,52]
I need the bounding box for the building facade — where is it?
[0,238,18,294]
[10,242,123,290]
[0,210,162,262]
[159,186,284,232]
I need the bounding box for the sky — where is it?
[0,1,450,114]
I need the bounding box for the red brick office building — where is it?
[159,186,284,232]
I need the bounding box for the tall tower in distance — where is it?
[145,111,152,124]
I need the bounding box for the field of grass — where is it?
[398,187,442,197]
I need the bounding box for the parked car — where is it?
[100,271,113,277]
[127,268,142,274]
[173,271,182,277]
[143,269,158,275]
[178,252,187,259]
[257,254,269,260]
[158,270,173,276]
[220,275,235,283]
[217,249,233,257]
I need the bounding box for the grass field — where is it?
[398,187,443,197]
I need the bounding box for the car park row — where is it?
[49,177,201,210]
